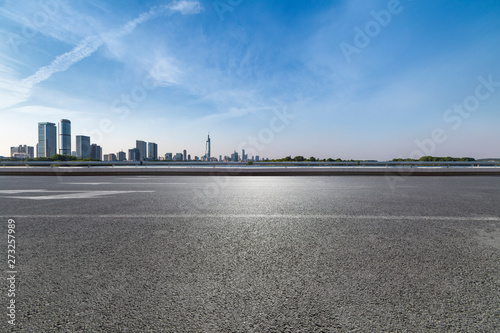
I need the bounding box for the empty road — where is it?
[1,176,499,332]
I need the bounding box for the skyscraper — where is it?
[38,122,57,158]
[90,144,102,160]
[128,148,140,161]
[58,119,71,155]
[117,151,126,161]
[183,149,187,161]
[136,140,147,161]
[148,142,158,160]
[205,133,211,161]
[231,151,239,162]
[76,135,91,159]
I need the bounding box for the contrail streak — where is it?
[18,1,202,93]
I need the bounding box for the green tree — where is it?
[51,154,77,161]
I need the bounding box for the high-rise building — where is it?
[107,153,117,161]
[90,144,102,160]
[183,150,187,161]
[117,151,126,161]
[165,153,172,161]
[188,154,191,161]
[10,145,34,159]
[148,142,158,160]
[174,153,183,161]
[255,155,260,161]
[76,135,91,159]
[205,133,211,161]
[136,140,147,161]
[38,122,57,158]
[128,148,140,161]
[231,151,239,162]
[58,119,71,155]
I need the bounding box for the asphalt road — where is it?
[1,176,499,332]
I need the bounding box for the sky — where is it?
[1,0,499,160]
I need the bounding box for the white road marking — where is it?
[65,183,112,185]
[125,182,188,184]
[5,190,154,200]
[120,177,154,179]
[0,190,47,194]
[1,214,499,221]
[65,183,187,185]
[0,190,83,194]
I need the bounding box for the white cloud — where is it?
[22,35,103,89]
[201,88,258,106]
[148,58,182,86]
[0,68,30,109]
[5,2,203,110]
[202,106,275,122]
[167,1,204,15]
[23,5,170,90]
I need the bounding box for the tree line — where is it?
[1,154,101,162]
[392,156,476,162]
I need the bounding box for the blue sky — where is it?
[1,0,499,160]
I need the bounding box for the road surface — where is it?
[1,176,499,332]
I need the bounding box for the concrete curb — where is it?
[1,167,500,176]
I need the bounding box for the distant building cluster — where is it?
[10,145,34,159]
[33,120,104,160]
[8,120,267,162]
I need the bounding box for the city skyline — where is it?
[1,1,500,159]
[7,117,264,161]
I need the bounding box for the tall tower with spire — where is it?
[205,133,211,161]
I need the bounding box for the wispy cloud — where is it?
[167,0,204,15]
[22,36,103,89]
[0,64,30,110]
[147,57,183,86]
[2,1,203,110]
[201,106,276,122]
